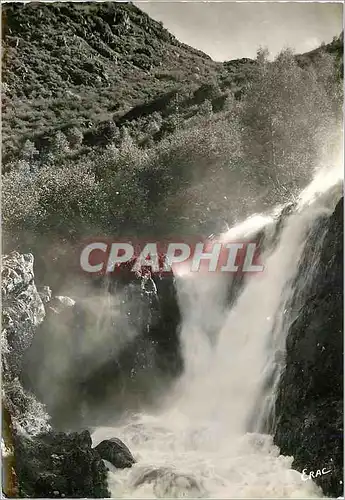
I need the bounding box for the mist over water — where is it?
[17,50,342,487]
[92,162,343,498]
[2,3,343,497]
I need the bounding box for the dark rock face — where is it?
[94,438,135,469]
[274,197,343,498]
[14,430,109,498]
[2,252,45,380]
[2,252,110,498]
[77,271,182,423]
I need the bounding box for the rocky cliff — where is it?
[274,197,343,498]
[2,250,181,496]
[2,252,110,497]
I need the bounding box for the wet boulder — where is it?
[94,437,135,469]
[48,295,76,314]
[131,466,205,498]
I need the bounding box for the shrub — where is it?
[20,139,39,161]
[65,127,84,149]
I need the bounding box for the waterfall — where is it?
[92,165,342,499]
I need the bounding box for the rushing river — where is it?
[92,164,342,499]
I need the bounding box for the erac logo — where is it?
[301,467,332,481]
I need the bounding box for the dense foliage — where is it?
[2,3,343,255]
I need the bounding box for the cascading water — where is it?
[92,164,342,499]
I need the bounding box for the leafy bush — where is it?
[2,162,103,236]
[65,127,84,149]
[240,48,342,205]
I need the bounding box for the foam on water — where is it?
[93,165,342,499]
[93,419,322,498]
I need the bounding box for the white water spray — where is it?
[93,165,342,499]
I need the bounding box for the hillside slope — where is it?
[2,2,225,161]
[2,3,342,166]
[1,2,343,250]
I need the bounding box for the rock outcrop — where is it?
[21,263,182,428]
[14,430,109,498]
[2,250,178,497]
[2,252,45,380]
[2,252,111,498]
[274,197,343,498]
[94,438,135,469]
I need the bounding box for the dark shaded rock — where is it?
[2,252,110,498]
[274,197,343,498]
[75,271,183,420]
[14,430,110,498]
[94,437,135,469]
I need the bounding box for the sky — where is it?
[136,2,343,61]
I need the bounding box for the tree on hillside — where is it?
[240,47,342,206]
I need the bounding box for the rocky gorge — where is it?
[2,194,343,497]
[1,2,343,498]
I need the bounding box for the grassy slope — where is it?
[1,2,342,165]
[2,3,216,157]
[2,2,262,163]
